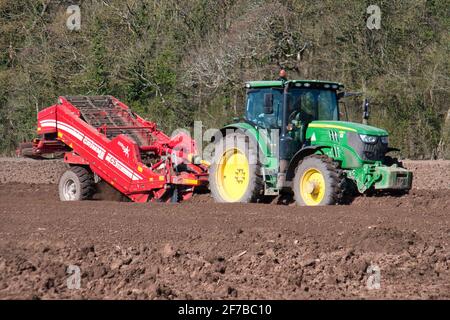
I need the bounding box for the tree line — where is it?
[1,0,449,159]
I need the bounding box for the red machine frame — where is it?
[34,96,208,203]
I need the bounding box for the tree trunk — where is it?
[436,107,450,159]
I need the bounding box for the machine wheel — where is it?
[209,132,264,203]
[58,166,95,201]
[384,156,404,168]
[18,142,33,158]
[293,155,345,206]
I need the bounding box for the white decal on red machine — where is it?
[83,136,106,159]
[40,120,84,141]
[105,153,142,181]
[117,141,130,158]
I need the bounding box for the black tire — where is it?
[58,166,95,201]
[293,155,345,206]
[209,132,264,203]
[20,147,34,158]
[18,142,33,158]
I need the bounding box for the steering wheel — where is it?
[288,110,301,123]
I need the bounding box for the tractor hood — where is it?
[308,121,388,136]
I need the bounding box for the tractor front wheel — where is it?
[58,166,95,201]
[293,155,344,206]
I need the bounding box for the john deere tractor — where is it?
[209,79,413,206]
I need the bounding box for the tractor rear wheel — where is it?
[58,166,95,201]
[293,155,344,206]
[209,132,264,203]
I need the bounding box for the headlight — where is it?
[381,136,389,144]
[359,134,378,144]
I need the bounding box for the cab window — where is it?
[318,90,338,120]
[246,89,283,128]
[288,88,339,122]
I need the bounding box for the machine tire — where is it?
[209,132,264,203]
[293,155,345,206]
[18,142,34,158]
[58,166,95,201]
[384,156,404,168]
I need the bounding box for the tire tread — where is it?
[293,154,346,205]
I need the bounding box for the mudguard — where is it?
[286,145,329,181]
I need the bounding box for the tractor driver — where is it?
[277,69,288,82]
[287,91,315,124]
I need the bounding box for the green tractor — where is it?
[209,79,413,206]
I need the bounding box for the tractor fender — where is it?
[286,145,329,181]
[212,124,271,163]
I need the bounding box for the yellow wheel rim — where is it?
[300,168,326,206]
[216,148,250,202]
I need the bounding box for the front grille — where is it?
[362,140,388,161]
[347,133,387,161]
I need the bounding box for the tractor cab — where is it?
[244,80,343,158]
[245,80,342,128]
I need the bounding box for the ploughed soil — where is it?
[0,158,448,190]
[0,158,448,299]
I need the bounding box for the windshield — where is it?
[288,88,339,122]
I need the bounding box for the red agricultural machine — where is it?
[24,96,208,203]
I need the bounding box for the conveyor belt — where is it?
[64,96,145,145]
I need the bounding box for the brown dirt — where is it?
[0,158,67,184]
[0,183,448,300]
[1,158,448,190]
[402,160,450,190]
[0,158,448,299]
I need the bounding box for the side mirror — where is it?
[264,93,273,114]
[362,98,370,124]
[363,99,369,118]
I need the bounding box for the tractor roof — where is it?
[245,80,344,89]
